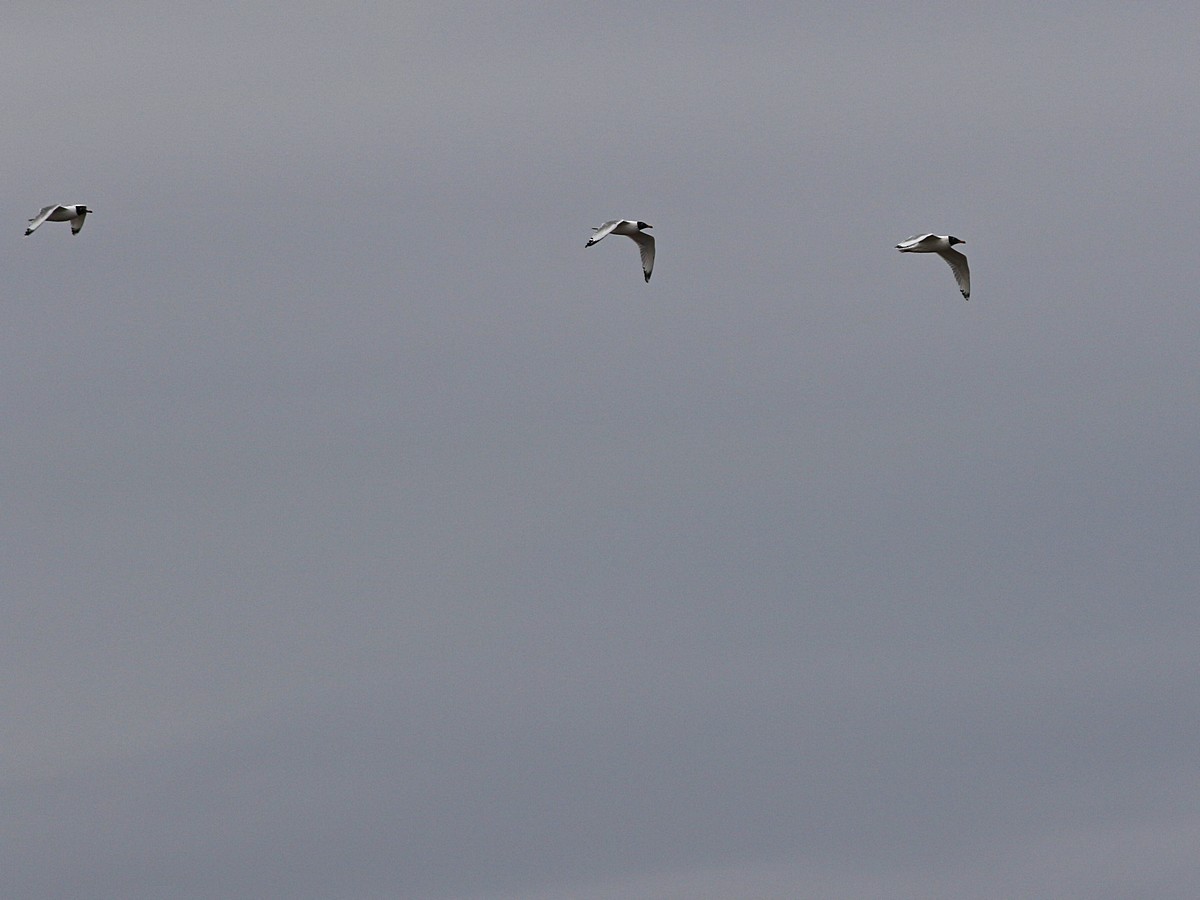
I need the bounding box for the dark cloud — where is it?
[3,4,1199,898]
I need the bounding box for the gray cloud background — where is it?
[3,3,1199,898]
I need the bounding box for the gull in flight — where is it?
[586,220,655,282]
[25,204,93,237]
[895,233,969,300]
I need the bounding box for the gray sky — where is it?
[4,3,1199,898]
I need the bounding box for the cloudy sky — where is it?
[4,3,1199,898]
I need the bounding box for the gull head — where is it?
[948,236,964,245]
[636,221,652,230]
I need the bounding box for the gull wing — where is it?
[70,209,88,234]
[585,220,622,247]
[630,231,655,282]
[895,233,936,251]
[938,248,970,300]
[24,205,58,236]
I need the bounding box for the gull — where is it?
[895,233,969,300]
[586,220,655,282]
[25,204,93,237]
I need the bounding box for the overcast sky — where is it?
[3,3,1199,898]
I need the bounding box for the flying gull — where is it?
[586,220,655,282]
[895,233,969,300]
[25,204,93,237]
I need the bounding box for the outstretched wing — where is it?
[24,205,57,236]
[70,209,88,234]
[630,231,655,282]
[585,220,622,247]
[895,233,936,251]
[938,248,970,300]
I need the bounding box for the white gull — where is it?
[896,233,969,300]
[25,204,93,236]
[586,220,655,282]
